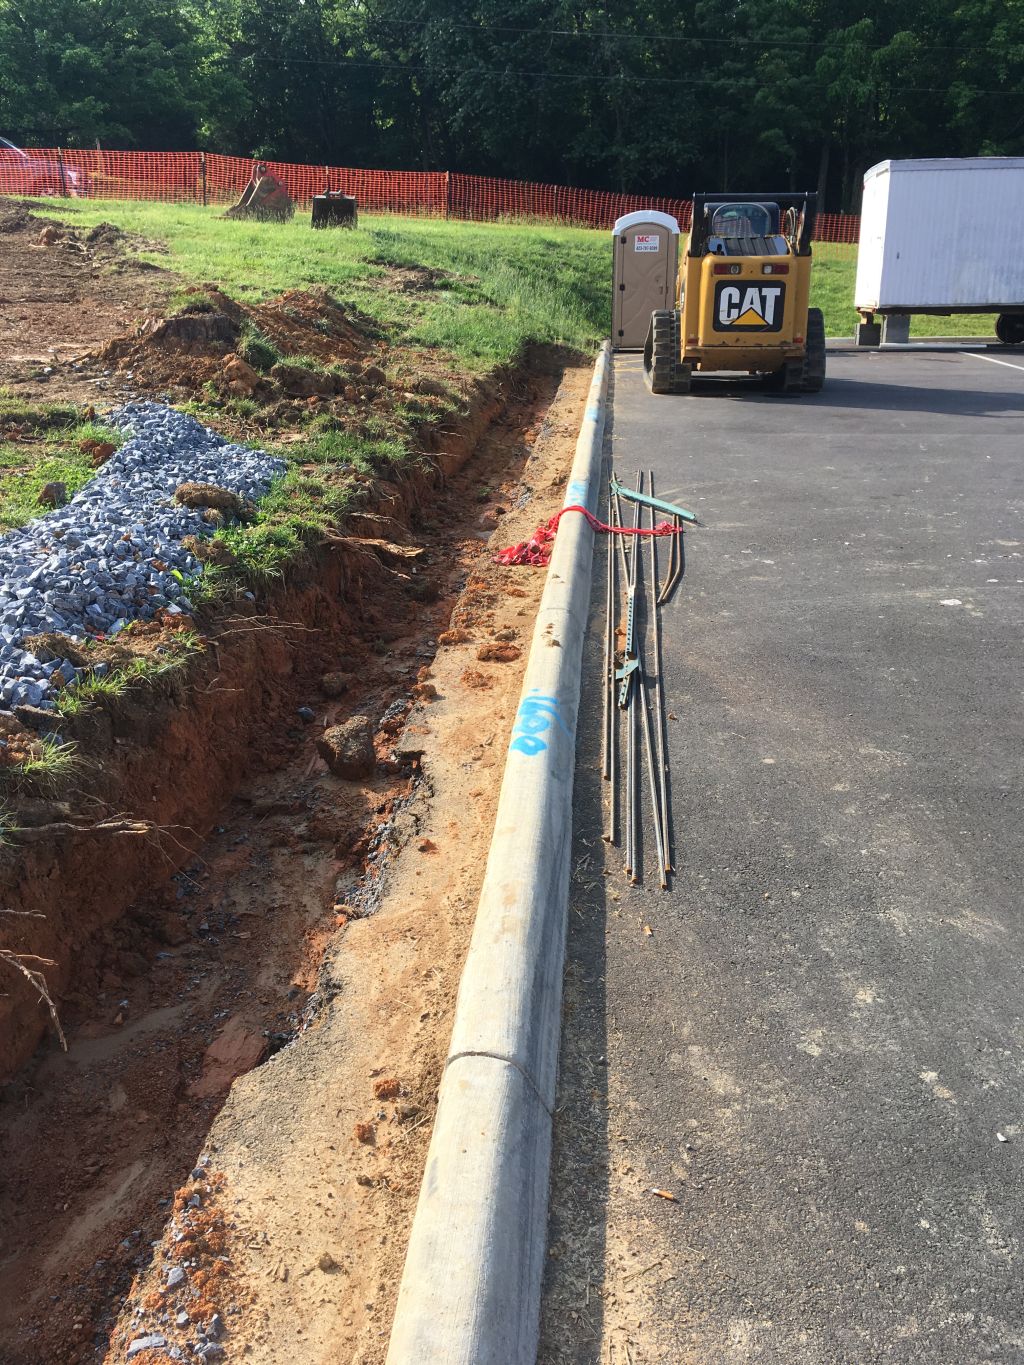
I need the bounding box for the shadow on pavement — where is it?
[668,375,1024,417]
[537,422,615,1364]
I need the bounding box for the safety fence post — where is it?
[200,151,207,206]
[56,148,68,197]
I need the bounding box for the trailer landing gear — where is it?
[996,314,1024,346]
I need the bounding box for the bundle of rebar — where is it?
[602,469,690,888]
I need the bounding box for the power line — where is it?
[366,11,1022,58]
[235,51,1020,98]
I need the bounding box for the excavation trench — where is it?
[0,355,591,1365]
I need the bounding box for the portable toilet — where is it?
[611,210,680,350]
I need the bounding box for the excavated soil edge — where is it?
[0,360,539,1083]
[0,355,592,1365]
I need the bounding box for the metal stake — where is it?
[659,514,684,604]
[662,507,677,601]
[602,488,613,783]
[624,662,634,877]
[648,472,672,875]
[623,472,642,879]
[612,488,629,585]
[638,652,668,889]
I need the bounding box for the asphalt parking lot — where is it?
[541,348,1024,1364]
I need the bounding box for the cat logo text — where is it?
[713,281,786,333]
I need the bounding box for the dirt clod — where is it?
[222,354,260,396]
[321,671,351,697]
[174,482,244,515]
[189,1017,267,1099]
[317,715,376,779]
[461,669,492,689]
[373,1077,401,1100]
[81,437,117,466]
[37,481,67,508]
[270,360,336,398]
[181,534,236,567]
[476,642,522,663]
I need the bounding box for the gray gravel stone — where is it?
[127,1335,167,1358]
[0,402,284,713]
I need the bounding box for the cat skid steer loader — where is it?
[644,191,825,394]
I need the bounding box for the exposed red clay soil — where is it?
[0,191,595,1363]
[0,356,592,1365]
[0,357,518,1080]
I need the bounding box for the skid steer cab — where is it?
[643,191,825,395]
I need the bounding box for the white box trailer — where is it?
[854,157,1024,345]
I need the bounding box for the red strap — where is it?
[494,504,682,567]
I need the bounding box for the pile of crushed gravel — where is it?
[0,402,285,712]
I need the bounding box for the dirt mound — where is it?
[97,286,386,401]
[248,288,378,361]
[0,200,41,234]
[370,261,470,293]
[84,221,125,248]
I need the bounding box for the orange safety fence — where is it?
[4,148,861,242]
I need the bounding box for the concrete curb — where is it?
[386,342,612,1365]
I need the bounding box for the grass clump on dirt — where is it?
[202,429,411,590]
[1,737,81,796]
[0,419,124,532]
[53,632,204,718]
[237,321,282,373]
[0,389,80,431]
[0,806,20,847]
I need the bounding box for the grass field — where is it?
[42,201,608,368]
[812,243,996,339]
[0,396,123,532]
[42,200,998,347]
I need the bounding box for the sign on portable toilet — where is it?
[612,211,680,350]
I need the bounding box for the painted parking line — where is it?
[960,350,1024,372]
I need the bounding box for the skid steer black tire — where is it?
[644,310,687,394]
[763,361,802,393]
[801,307,826,392]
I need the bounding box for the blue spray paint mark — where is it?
[564,478,590,508]
[509,689,572,756]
